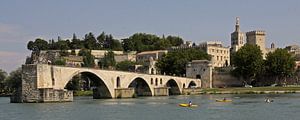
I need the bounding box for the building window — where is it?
[217,50,219,53]
[203,69,206,72]
[151,78,153,85]
[212,49,214,52]
[155,78,158,86]
[160,78,162,84]
[116,77,120,88]
[221,56,223,61]
[217,56,219,60]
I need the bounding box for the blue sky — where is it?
[0,0,300,72]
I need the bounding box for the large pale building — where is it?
[246,30,267,58]
[230,17,245,53]
[199,41,230,67]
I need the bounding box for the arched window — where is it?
[116,77,120,88]
[151,68,154,74]
[183,83,186,88]
[155,78,158,86]
[160,78,162,84]
[151,78,153,85]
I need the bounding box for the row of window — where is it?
[151,78,162,86]
[210,49,229,54]
[116,77,163,88]
[212,55,229,61]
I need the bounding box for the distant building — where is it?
[285,45,300,55]
[230,17,245,53]
[266,43,277,54]
[64,56,83,67]
[246,30,267,58]
[285,45,300,70]
[186,60,213,88]
[114,53,136,63]
[198,41,230,67]
[136,50,168,63]
[135,50,168,74]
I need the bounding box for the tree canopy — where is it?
[122,33,183,52]
[0,69,7,94]
[116,60,137,71]
[79,49,95,68]
[5,68,22,93]
[231,44,264,84]
[156,48,211,76]
[27,32,123,52]
[99,50,116,69]
[265,48,295,83]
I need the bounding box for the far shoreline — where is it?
[184,86,300,95]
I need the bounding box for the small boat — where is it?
[215,99,232,102]
[265,99,274,103]
[179,103,198,107]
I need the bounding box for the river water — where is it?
[1,94,300,120]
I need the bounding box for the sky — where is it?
[0,0,299,72]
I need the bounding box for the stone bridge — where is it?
[11,64,210,103]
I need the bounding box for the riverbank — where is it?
[198,87,300,94]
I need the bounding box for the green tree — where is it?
[116,60,136,71]
[0,69,7,94]
[70,33,84,49]
[231,44,264,84]
[5,68,22,93]
[84,32,98,49]
[265,48,295,84]
[53,59,66,66]
[156,48,211,76]
[27,38,49,51]
[166,36,184,46]
[100,50,116,69]
[79,49,95,68]
[97,32,106,49]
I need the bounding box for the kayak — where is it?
[179,103,198,107]
[215,99,232,102]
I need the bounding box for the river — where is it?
[1,94,300,120]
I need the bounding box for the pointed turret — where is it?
[235,17,240,32]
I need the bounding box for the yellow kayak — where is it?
[215,99,232,102]
[179,103,198,107]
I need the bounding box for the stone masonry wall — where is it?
[21,64,41,102]
[212,72,244,87]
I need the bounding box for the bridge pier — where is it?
[11,64,73,103]
[154,87,169,96]
[115,88,135,98]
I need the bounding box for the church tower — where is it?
[230,17,245,53]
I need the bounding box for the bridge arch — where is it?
[64,70,113,99]
[165,79,181,95]
[127,77,153,96]
[188,81,197,88]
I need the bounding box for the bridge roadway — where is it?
[11,64,202,103]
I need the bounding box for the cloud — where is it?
[0,51,29,72]
[0,23,32,44]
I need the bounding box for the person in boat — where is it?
[188,101,192,106]
[265,98,271,103]
[223,97,227,101]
